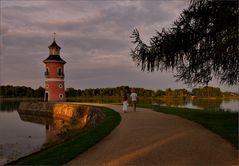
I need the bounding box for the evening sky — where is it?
[1,0,238,92]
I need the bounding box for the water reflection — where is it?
[221,99,239,112]
[0,99,42,112]
[154,98,189,107]
[0,111,45,165]
[0,100,79,165]
[191,98,223,110]
[18,113,72,144]
[151,98,238,112]
[0,100,20,112]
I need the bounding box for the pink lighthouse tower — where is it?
[43,33,66,102]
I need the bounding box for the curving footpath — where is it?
[66,104,238,166]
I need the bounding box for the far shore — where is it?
[0,97,43,100]
[1,96,239,100]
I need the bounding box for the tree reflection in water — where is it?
[192,99,223,110]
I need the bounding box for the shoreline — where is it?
[1,96,239,100]
[6,104,121,165]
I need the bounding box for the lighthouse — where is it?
[43,33,66,102]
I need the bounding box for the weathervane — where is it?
[53,32,56,41]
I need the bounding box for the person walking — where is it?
[130,88,137,112]
[122,94,129,113]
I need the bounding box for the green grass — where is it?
[136,103,155,109]
[9,107,121,165]
[153,106,238,149]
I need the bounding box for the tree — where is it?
[165,88,173,96]
[155,89,165,97]
[192,86,222,97]
[34,86,45,97]
[130,0,238,86]
[66,88,78,97]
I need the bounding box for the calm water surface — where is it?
[0,112,46,165]
[0,101,46,165]
[221,99,239,112]
[164,99,239,112]
[0,100,69,165]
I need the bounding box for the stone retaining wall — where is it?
[18,102,105,128]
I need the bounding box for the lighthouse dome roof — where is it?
[48,41,61,49]
[43,55,66,64]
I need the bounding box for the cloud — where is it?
[1,0,238,92]
[0,23,9,35]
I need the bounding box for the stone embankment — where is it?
[18,102,104,128]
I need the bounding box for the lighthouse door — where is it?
[45,92,48,102]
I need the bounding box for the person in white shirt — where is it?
[130,88,137,112]
[122,94,129,113]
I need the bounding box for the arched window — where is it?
[45,67,49,76]
[57,67,62,76]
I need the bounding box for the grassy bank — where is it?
[152,106,238,149]
[9,106,121,165]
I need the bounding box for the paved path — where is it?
[66,105,238,166]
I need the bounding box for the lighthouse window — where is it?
[45,92,48,102]
[59,84,63,88]
[59,94,63,99]
[46,84,49,88]
[45,68,49,76]
[57,68,62,76]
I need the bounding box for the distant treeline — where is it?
[0,85,44,98]
[192,86,222,97]
[66,86,153,98]
[0,85,238,98]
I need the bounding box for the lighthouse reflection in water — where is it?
[18,112,71,143]
[0,101,75,165]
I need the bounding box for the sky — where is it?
[0,0,238,92]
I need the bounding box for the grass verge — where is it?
[153,106,238,149]
[9,106,121,165]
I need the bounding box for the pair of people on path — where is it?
[122,89,137,113]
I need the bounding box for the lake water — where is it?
[152,98,239,112]
[0,112,45,165]
[0,100,71,165]
[0,98,238,165]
